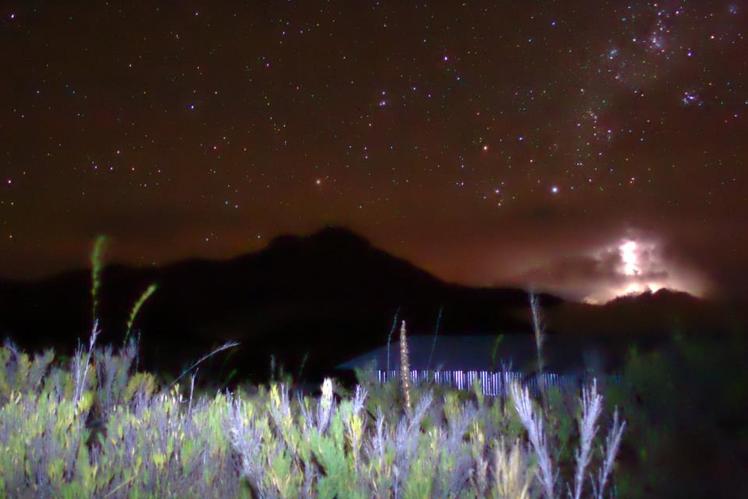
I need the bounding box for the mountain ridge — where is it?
[0,227,543,379]
[0,226,734,381]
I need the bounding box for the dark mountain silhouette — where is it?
[0,227,736,382]
[0,227,554,380]
[546,288,744,337]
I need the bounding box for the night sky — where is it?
[1,2,746,303]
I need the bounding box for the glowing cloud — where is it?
[619,240,639,276]
[585,236,690,303]
[511,231,709,304]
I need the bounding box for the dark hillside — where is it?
[0,228,545,379]
[0,227,736,382]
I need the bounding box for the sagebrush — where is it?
[0,338,625,498]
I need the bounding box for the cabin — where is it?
[338,333,622,396]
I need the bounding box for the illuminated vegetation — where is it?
[0,340,625,498]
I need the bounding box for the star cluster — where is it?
[0,1,745,301]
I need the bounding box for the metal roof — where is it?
[338,334,606,373]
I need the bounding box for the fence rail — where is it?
[376,369,618,397]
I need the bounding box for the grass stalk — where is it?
[125,283,157,344]
[90,235,108,324]
[529,291,544,374]
[169,341,240,389]
[399,320,412,415]
[385,307,400,375]
[426,305,443,372]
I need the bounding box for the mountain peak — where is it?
[605,287,700,306]
[268,226,371,251]
[309,226,371,246]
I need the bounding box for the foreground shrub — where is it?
[608,332,748,499]
[0,341,624,497]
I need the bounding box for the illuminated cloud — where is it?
[513,231,707,304]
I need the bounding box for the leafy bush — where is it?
[608,332,748,499]
[0,340,626,498]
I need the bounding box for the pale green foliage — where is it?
[125,283,158,341]
[0,343,624,498]
[90,235,108,322]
